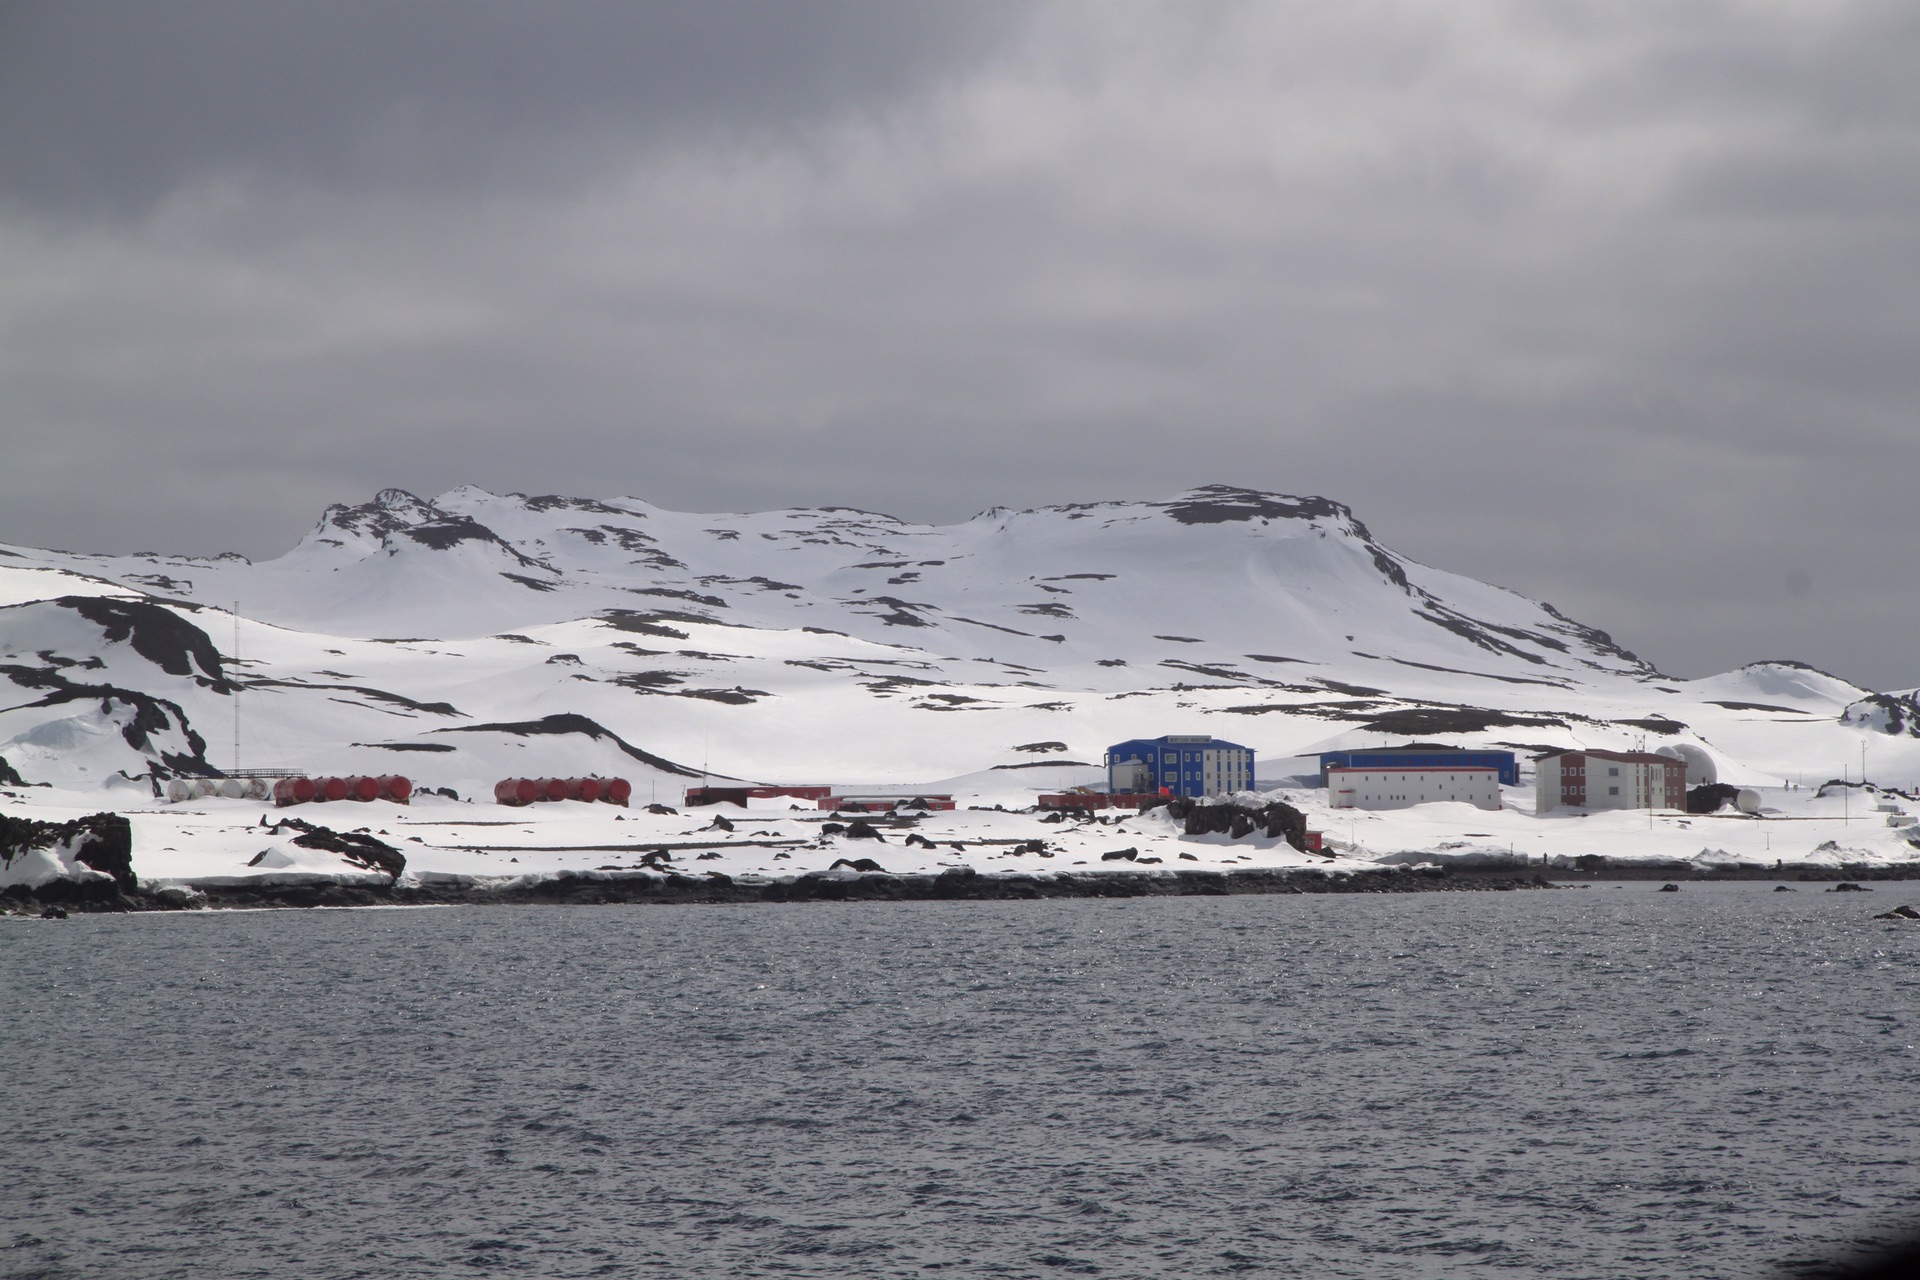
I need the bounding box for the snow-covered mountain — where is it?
[2,484,1914,799]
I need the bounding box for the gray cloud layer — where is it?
[3,1,1916,688]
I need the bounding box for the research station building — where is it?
[1106,735,1254,799]
[1328,765,1502,811]
[1535,749,1686,812]
[1317,747,1519,786]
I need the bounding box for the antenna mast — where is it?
[232,601,241,773]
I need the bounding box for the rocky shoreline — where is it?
[8,858,1920,916]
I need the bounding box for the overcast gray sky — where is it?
[3,1,1916,689]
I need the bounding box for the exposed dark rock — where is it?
[1774,885,1797,892]
[523,494,646,518]
[403,514,515,554]
[435,712,703,777]
[904,833,936,849]
[829,857,889,874]
[1688,783,1743,814]
[646,804,678,815]
[247,677,461,716]
[1167,796,1311,849]
[1014,741,1069,753]
[632,586,728,609]
[1871,904,1920,919]
[40,905,68,919]
[704,814,735,832]
[0,664,216,776]
[991,760,1095,770]
[261,816,405,878]
[1101,848,1139,862]
[844,819,885,841]
[1829,882,1872,892]
[1658,883,1680,892]
[0,754,25,786]
[1843,691,1920,737]
[63,595,230,687]
[0,811,135,890]
[1158,487,1348,527]
[1360,707,1564,736]
[820,823,846,836]
[599,611,692,640]
[500,573,557,591]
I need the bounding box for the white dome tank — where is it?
[1654,743,1717,787]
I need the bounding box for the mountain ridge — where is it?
[1,485,1912,798]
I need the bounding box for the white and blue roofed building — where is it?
[1106,735,1254,798]
[1317,746,1519,786]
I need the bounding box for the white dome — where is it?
[1654,743,1717,787]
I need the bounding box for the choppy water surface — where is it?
[3,884,1918,1279]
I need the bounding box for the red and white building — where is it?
[1534,749,1686,812]
[1328,766,1502,811]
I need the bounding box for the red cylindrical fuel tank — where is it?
[574,777,603,803]
[539,777,568,802]
[381,775,412,803]
[345,775,379,802]
[494,778,538,806]
[272,777,315,807]
[316,776,349,802]
[603,777,632,806]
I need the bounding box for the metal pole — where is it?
[232,602,240,773]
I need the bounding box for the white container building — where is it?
[1327,765,1502,811]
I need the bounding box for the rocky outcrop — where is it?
[1687,783,1742,814]
[1165,796,1311,850]
[0,810,135,890]
[259,816,406,878]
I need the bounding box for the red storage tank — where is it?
[315,776,349,803]
[272,776,317,807]
[574,777,603,803]
[494,778,538,806]
[603,777,631,806]
[347,775,380,802]
[538,777,568,802]
[380,775,412,803]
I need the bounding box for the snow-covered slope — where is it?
[3,485,1916,884]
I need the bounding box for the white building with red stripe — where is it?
[1535,749,1686,812]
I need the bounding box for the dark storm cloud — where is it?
[0,0,1019,214]
[2,2,1917,689]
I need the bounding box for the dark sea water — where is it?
[3,884,1918,1279]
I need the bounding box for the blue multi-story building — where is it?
[1106,735,1255,798]
[1317,747,1519,787]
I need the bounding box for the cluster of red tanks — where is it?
[494,776,632,807]
[272,774,413,807]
